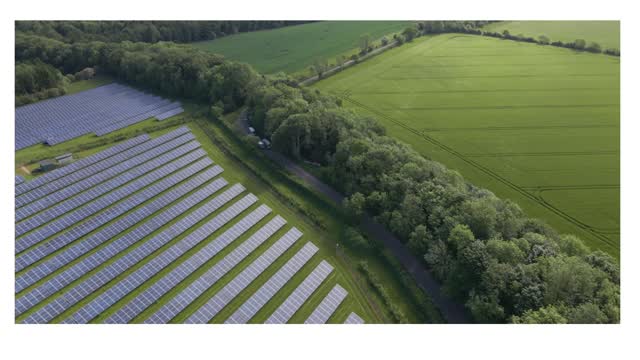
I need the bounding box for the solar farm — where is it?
[15,126,366,324]
[15,83,184,150]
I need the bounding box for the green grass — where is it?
[314,34,620,257]
[66,75,114,95]
[482,21,620,49]
[192,21,412,74]
[15,107,442,323]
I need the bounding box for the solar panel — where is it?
[344,312,365,324]
[14,168,224,293]
[264,260,334,324]
[156,107,184,121]
[143,216,288,324]
[15,128,188,207]
[103,207,279,324]
[15,131,195,214]
[15,180,234,317]
[19,188,250,323]
[96,102,183,135]
[184,227,302,324]
[16,145,207,242]
[66,203,270,324]
[15,83,182,150]
[225,242,318,324]
[15,148,209,255]
[14,126,355,326]
[15,134,150,196]
[304,285,348,324]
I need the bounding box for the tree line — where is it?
[15,60,68,105]
[411,20,620,56]
[244,79,619,324]
[15,29,619,324]
[15,32,259,112]
[16,21,311,44]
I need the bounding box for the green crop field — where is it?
[314,34,620,256]
[482,21,620,50]
[192,21,411,74]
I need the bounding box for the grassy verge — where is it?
[66,75,113,95]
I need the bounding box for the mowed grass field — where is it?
[314,34,620,256]
[482,21,620,50]
[192,21,411,74]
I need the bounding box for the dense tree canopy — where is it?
[15,21,311,44]
[15,33,260,111]
[15,59,68,105]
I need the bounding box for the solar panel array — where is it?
[185,228,303,324]
[225,242,319,324]
[144,216,288,324]
[304,285,348,324]
[65,203,269,324]
[15,172,225,295]
[15,134,150,196]
[15,83,182,150]
[15,124,366,324]
[15,149,208,252]
[344,312,365,324]
[15,130,194,215]
[264,260,334,324]
[15,160,220,270]
[156,107,184,121]
[16,175,25,185]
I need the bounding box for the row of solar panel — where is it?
[15,171,226,294]
[156,107,184,121]
[184,228,303,324]
[15,128,364,324]
[16,85,170,132]
[15,134,151,196]
[225,242,319,324]
[20,187,250,323]
[94,102,182,136]
[16,84,150,149]
[19,190,359,324]
[15,180,236,316]
[16,146,207,247]
[15,129,192,212]
[44,96,174,146]
[16,152,208,260]
[106,215,287,324]
[15,159,218,270]
[68,204,272,324]
[15,83,182,150]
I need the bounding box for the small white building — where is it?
[55,153,74,165]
